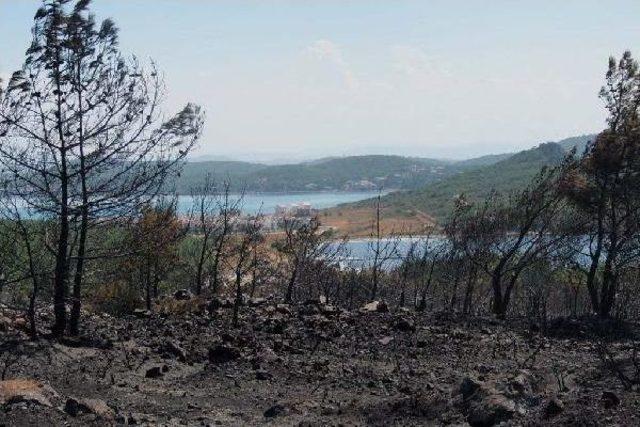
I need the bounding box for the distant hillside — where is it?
[242,156,454,192]
[173,161,268,192]
[173,135,597,196]
[339,138,580,221]
[454,152,514,168]
[175,155,465,193]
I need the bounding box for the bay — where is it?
[175,191,382,215]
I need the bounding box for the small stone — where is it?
[145,366,163,378]
[264,404,285,418]
[320,305,339,316]
[173,289,193,300]
[467,394,515,427]
[379,336,394,345]
[361,301,388,313]
[255,369,272,381]
[208,344,241,364]
[13,317,28,331]
[276,304,292,316]
[64,397,81,416]
[248,297,267,307]
[0,316,10,331]
[602,391,620,409]
[65,397,115,420]
[545,397,564,417]
[459,376,483,400]
[395,317,416,332]
[165,340,187,362]
[509,370,533,396]
[133,308,151,319]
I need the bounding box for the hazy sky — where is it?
[1,1,640,162]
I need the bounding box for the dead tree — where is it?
[230,215,264,326]
[397,239,419,308]
[451,166,569,319]
[209,182,243,295]
[415,233,442,312]
[368,193,399,300]
[0,0,202,336]
[0,196,47,339]
[274,217,336,303]
[188,175,238,295]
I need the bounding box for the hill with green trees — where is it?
[338,135,596,220]
[175,155,480,193]
[174,161,269,192]
[174,135,596,196]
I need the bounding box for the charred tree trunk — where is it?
[285,265,298,304]
[233,269,242,327]
[69,209,88,336]
[69,60,89,337]
[491,273,507,320]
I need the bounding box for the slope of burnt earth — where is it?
[1,299,639,426]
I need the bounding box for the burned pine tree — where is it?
[230,215,264,327]
[449,166,569,319]
[127,201,185,311]
[0,0,203,337]
[186,177,244,296]
[274,217,339,304]
[188,173,218,296]
[368,193,399,301]
[562,52,640,318]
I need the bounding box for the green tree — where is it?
[563,51,640,317]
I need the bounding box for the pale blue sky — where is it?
[1,1,639,161]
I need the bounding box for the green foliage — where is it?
[347,140,587,221]
[174,155,469,193]
[175,136,595,196]
[174,161,269,192]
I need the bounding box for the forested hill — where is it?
[174,160,269,192]
[174,155,472,193]
[173,135,596,194]
[340,135,596,220]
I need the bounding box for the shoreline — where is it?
[175,190,395,196]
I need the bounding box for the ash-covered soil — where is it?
[1,297,639,426]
